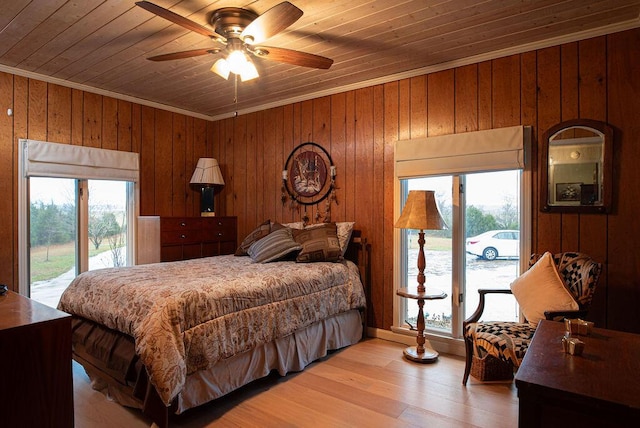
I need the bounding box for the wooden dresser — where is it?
[515,320,640,427]
[160,216,237,262]
[0,291,73,427]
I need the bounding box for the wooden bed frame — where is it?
[71,231,370,427]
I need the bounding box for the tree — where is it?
[465,206,499,237]
[107,215,126,267]
[88,212,121,250]
[30,201,74,261]
[496,196,519,230]
[433,191,453,239]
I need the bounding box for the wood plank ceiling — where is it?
[1,0,639,119]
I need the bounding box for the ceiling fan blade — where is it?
[252,46,333,69]
[241,2,303,45]
[135,1,220,39]
[147,48,219,61]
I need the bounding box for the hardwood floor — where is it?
[73,338,518,427]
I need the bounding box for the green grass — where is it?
[426,236,452,251]
[408,235,452,251]
[30,241,114,282]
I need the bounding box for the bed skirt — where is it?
[74,308,363,424]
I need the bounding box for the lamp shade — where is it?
[211,59,230,80]
[395,190,446,230]
[190,158,225,186]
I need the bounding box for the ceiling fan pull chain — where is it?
[234,74,238,104]
[234,74,239,117]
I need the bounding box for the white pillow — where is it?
[510,252,579,327]
[281,222,304,229]
[335,222,355,256]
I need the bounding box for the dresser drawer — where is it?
[203,217,236,229]
[159,216,237,262]
[203,217,237,242]
[161,230,203,245]
[160,217,203,232]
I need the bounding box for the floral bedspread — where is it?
[58,255,366,406]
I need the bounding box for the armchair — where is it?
[462,252,602,385]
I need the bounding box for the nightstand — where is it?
[0,291,74,427]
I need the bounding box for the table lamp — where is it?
[395,190,447,362]
[395,190,447,292]
[190,158,225,216]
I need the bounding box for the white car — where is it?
[466,230,520,260]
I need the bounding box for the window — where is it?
[18,140,139,307]
[394,127,531,341]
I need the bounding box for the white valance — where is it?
[21,139,139,182]
[395,126,531,178]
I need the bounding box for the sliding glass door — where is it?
[399,170,523,337]
[29,177,131,308]
[29,177,77,308]
[87,180,129,271]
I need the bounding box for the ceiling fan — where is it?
[135,1,333,82]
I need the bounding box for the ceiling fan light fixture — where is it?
[240,60,259,81]
[227,49,248,74]
[210,52,258,81]
[211,58,230,80]
[138,2,334,83]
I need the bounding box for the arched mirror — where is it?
[541,119,613,213]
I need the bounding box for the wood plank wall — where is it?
[212,28,640,334]
[0,77,213,292]
[0,28,638,333]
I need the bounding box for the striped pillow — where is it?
[247,227,302,263]
[235,219,271,256]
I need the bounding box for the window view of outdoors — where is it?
[404,171,522,334]
[87,180,128,272]
[29,178,128,308]
[405,175,453,333]
[464,171,521,323]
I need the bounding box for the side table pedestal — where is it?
[396,287,447,363]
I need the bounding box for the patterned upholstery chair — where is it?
[462,252,602,385]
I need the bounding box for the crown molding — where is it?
[0,64,212,121]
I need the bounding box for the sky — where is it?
[409,170,520,210]
[30,177,127,210]
[31,171,519,212]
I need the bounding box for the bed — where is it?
[58,222,368,427]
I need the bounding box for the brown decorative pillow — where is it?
[235,219,271,256]
[304,221,355,256]
[293,223,342,263]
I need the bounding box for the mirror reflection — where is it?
[541,119,613,213]
[548,127,604,207]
